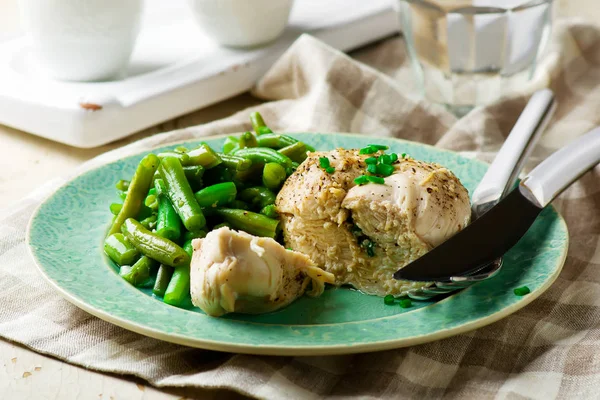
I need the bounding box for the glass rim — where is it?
[398,0,553,14]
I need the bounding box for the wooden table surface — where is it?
[0,0,594,399]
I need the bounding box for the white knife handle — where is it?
[471,89,555,213]
[522,126,600,207]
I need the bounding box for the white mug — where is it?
[19,0,144,82]
[189,0,294,48]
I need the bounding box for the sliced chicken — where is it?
[190,227,334,317]
[276,149,471,296]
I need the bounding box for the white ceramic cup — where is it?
[19,0,144,82]
[189,0,294,48]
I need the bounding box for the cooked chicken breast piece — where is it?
[190,227,334,317]
[276,149,471,296]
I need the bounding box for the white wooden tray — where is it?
[0,0,398,148]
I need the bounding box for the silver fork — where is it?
[407,89,556,301]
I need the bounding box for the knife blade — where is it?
[394,126,600,282]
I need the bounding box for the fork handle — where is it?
[522,126,600,207]
[471,89,555,215]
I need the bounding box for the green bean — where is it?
[120,256,158,287]
[138,187,158,217]
[164,266,191,307]
[239,131,258,148]
[144,191,158,211]
[154,179,182,241]
[256,133,315,152]
[121,218,190,267]
[104,233,139,266]
[136,203,154,221]
[195,182,237,208]
[255,133,293,149]
[183,239,194,257]
[174,146,188,153]
[144,195,157,209]
[223,136,240,154]
[183,165,205,189]
[230,200,250,210]
[233,163,263,185]
[158,156,206,232]
[203,165,234,186]
[278,142,308,163]
[216,209,280,238]
[109,203,122,215]
[154,179,166,199]
[183,230,207,242]
[108,153,159,236]
[239,187,277,209]
[260,204,279,219]
[218,153,252,171]
[262,162,287,190]
[186,144,222,168]
[153,264,174,297]
[164,240,193,307]
[255,134,281,149]
[213,222,232,230]
[250,112,272,135]
[139,214,157,230]
[158,151,189,165]
[233,147,293,168]
[200,206,218,217]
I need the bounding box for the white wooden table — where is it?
[0,0,594,399]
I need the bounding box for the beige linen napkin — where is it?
[1,20,600,399]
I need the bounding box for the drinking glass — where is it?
[394,0,553,115]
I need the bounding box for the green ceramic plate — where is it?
[27,133,568,356]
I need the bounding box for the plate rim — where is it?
[26,132,569,356]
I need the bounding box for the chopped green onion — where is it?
[366,176,385,184]
[366,164,378,174]
[377,163,395,177]
[379,154,392,165]
[319,157,331,168]
[401,153,407,158]
[354,175,369,185]
[365,157,378,165]
[115,179,130,191]
[514,286,530,296]
[257,126,273,135]
[384,294,395,305]
[361,239,375,256]
[350,224,363,237]
[399,298,412,308]
[325,166,335,174]
[390,153,399,162]
[359,146,377,155]
[368,144,389,151]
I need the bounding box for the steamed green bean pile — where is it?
[104,112,313,309]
